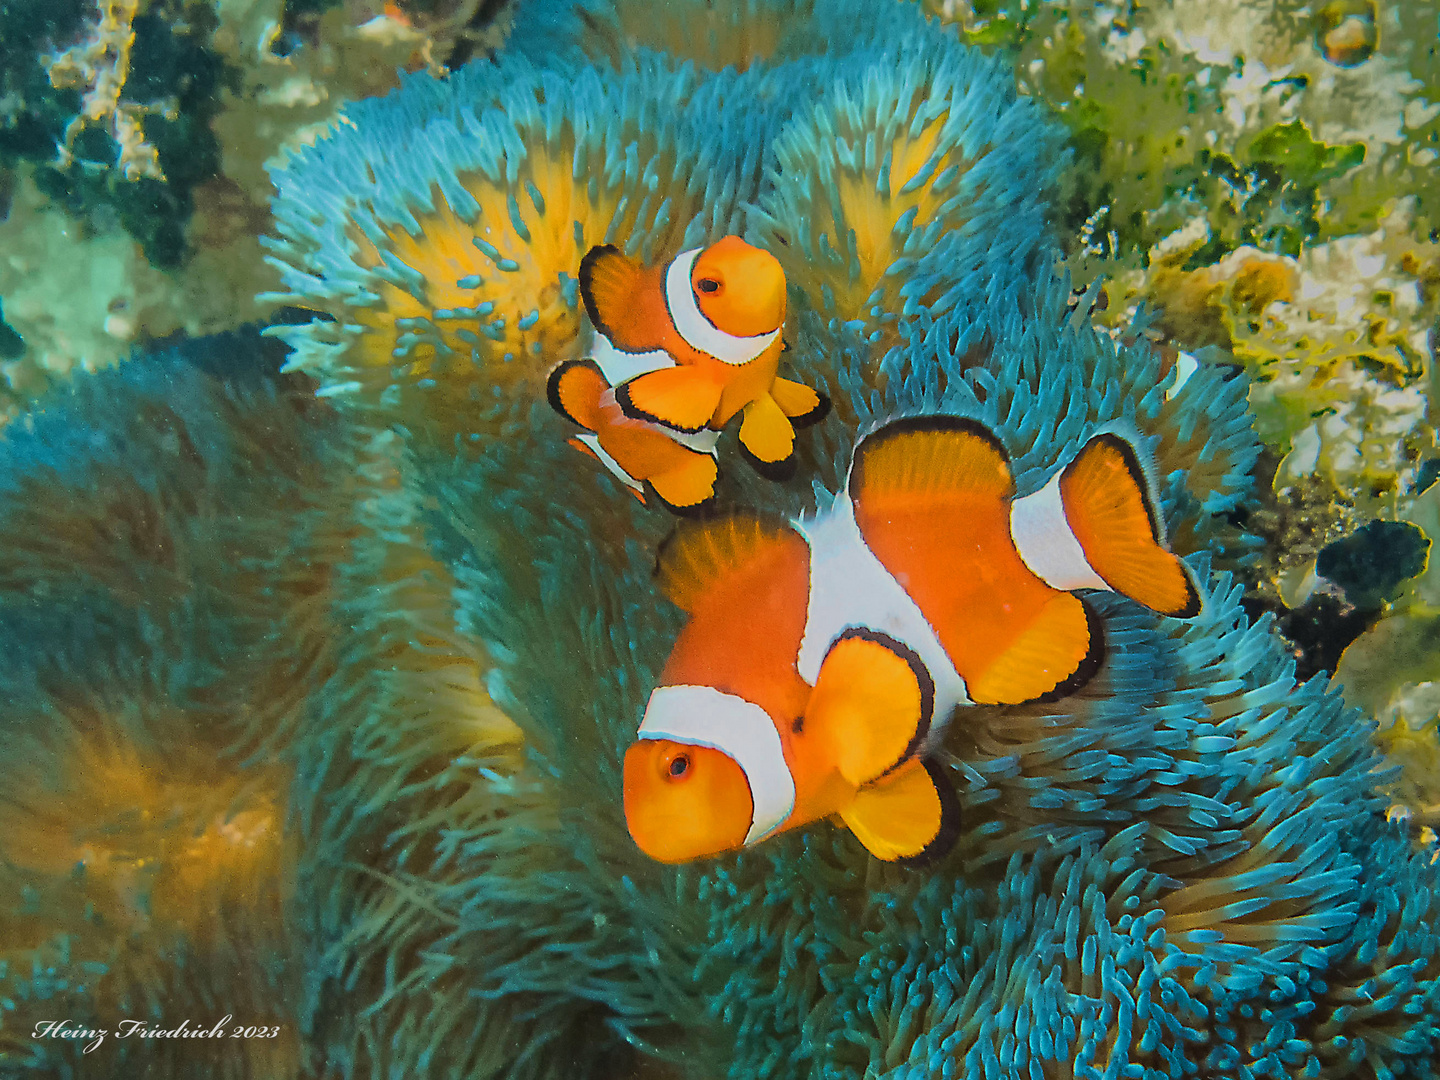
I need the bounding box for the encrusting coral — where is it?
[3,0,1440,1077]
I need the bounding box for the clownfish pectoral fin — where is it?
[654,513,804,612]
[615,367,724,434]
[738,394,798,480]
[770,378,830,428]
[965,593,1102,705]
[806,629,932,787]
[839,758,959,864]
[1060,434,1202,619]
[644,453,719,517]
[547,359,607,431]
[579,244,665,354]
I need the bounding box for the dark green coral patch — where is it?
[0,2,226,268]
[1243,591,1381,680]
[1317,519,1431,610]
[1246,120,1367,187]
[0,301,23,361]
[1416,457,1440,495]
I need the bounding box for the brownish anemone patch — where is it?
[0,709,303,1077]
[586,0,799,70]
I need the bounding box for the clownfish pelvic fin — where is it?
[839,758,960,865]
[739,394,799,479]
[737,382,831,481]
[645,457,721,516]
[771,378,830,428]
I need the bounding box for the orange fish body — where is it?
[623,418,1202,864]
[548,360,720,509]
[547,238,828,512]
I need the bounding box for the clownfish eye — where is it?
[668,753,691,779]
[696,278,721,294]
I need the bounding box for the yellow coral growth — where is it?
[1376,714,1440,830]
[1099,209,1439,501]
[46,0,169,181]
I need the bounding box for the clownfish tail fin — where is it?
[1060,433,1202,619]
[643,454,720,518]
[839,757,960,865]
[547,359,607,431]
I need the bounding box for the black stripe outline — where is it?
[1171,568,1203,620]
[740,440,797,483]
[578,244,622,342]
[1028,597,1105,704]
[893,757,962,869]
[642,477,719,519]
[1066,431,1163,543]
[786,388,831,430]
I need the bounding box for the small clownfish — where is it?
[623,417,1202,865]
[547,238,828,512]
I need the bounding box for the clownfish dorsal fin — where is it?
[546,359,606,432]
[839,758,959,864]
[579,244,666,354]
[964,593,1102,705]
[655,514,802,613]
[805,629,932,787]
[1059,434,1202,618]
[849,416,1014,510]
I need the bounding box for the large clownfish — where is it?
[623,417,1201,865]
[547,237,828,513]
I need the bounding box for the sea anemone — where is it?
[3,0,1438,1077]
